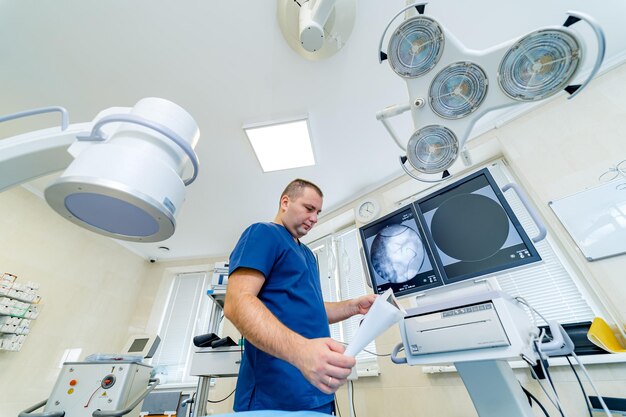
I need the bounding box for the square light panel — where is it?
[244,119,315,172]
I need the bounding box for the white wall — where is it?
[0,187,152,417]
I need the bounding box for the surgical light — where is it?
[429,62,489,119]
[0,97,200,242]
[386,16,444,78]
[405,125,458,175]
[377,3,606,183]
[498,29,581,101]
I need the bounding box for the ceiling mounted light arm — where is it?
[0,106,69,131]
[378,2,427,63]
[76,114,200,186]
[563,11,606,100]
[299,0,337,52]
[0,108,89,193]
[375,103,412,152]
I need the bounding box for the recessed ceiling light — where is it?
[243,118,315,172]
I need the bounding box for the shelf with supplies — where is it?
[0,272,42,352]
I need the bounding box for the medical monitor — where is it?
[359,204,442,298]
[122,334,161,359]
[415,168,541,284]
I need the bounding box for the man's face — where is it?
[280,187,323,239]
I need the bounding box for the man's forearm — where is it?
[225,292,307,364]
[325,300,358,324]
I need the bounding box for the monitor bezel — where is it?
[359,203,443,298]
[414,167,541,285]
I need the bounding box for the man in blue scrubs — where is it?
[224,179,376,414]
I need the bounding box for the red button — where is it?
[69,380,77,386]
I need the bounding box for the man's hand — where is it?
[352,293,377,315]
[292,337,356,394]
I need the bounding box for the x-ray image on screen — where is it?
[416,168,540,284]
[360,205,441,298]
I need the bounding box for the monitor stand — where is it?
[455,360,534,417]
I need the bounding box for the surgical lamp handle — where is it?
[92,378,159,417]
[378,2,428,63]
[376,104,411,152]
[0,107,69,131]
[565,11,606,100]
[501,182,547,243]
[18,400,65,417]
[390,342,407,364]
[76,114,200,186]
[399,155,450,183]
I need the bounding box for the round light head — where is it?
[45,142,186,243]
[429,62,488,119]
[498,29,581,101]
[388,16,444,78]
[406,125,458,174]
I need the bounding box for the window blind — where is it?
[312,228,379,375]
[151,272,208,384]
[496,184,595,325]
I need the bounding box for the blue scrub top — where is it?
[228,222,333,411]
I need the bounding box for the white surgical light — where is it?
[498,29,581,101]
[0,97,200,242]
[376,3,606,183]
[386,16,444,78]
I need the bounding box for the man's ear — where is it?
[279,195,289,211]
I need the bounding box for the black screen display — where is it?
[416,168,541,284]
[358,168,541,299]
[360,205,441,298]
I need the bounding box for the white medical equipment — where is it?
[19,335,161,417]
[0,97,200,242]
[187,288,241,417]
[211,262,230,291]
[376,3,606,182]
[277,0,356,60]
[189,345,241,378]
[388,280,566,417]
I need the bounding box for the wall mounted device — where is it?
[277,0,356,60]
[0,97,200,242]
[359,168,546,300]
[376,3,606,182]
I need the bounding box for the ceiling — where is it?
[1,0,625,261]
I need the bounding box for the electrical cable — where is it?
[206,388,236,403]
[569,351,614,417]
[520,384,551,417]
[350,380,357,417]
[533,340,567,417]
[83,385,102,408]
[334,395,342,417]
[528,364,563,413]
[516,296,551,327]
[517,297,613,417]
[566,356,594,417]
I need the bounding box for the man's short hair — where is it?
[280,179,323,201]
